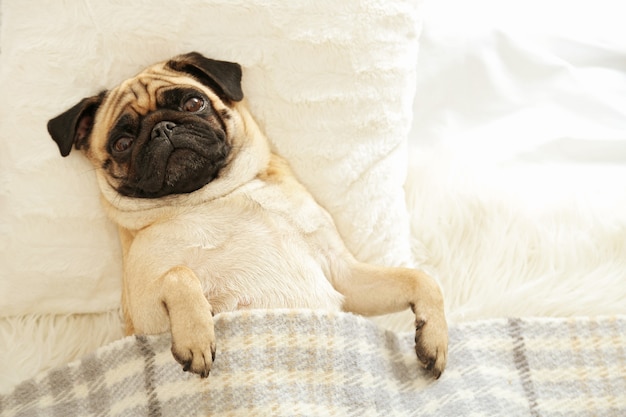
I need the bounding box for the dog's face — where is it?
[48,52,245,199]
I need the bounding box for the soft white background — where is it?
[410,0,626,207]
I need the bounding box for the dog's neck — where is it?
[98,102,272,231]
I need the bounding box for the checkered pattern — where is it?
[2,310,625,416]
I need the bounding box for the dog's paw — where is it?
[169,309,216,378]
[414,314,448,379]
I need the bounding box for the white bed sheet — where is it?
[409,0,626,210]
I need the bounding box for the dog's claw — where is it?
[170,318,216,378]
[172,344,215,377]
[169,298,216,378]
[414,317,448,379]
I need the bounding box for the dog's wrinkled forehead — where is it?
[99,67,212,126]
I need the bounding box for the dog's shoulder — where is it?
[255,153,300,187]
[244,153,334,232]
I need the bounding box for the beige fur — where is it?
[48,53,448,379]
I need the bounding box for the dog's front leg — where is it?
[126,265,216,378]
[335,263,448,378]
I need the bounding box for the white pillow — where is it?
[0,0,421,316]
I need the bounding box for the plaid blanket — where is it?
[2,310,625,417]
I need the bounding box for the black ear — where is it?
[48,91,105,156]
[47,92,105,157]
[167,52,244,102]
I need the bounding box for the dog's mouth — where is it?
[115,121,231,199]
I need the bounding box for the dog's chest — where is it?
[147,181,345,313]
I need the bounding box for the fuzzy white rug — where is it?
[406,150,626,323]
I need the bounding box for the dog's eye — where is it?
[182,97,205,113]
[112,137,133,153]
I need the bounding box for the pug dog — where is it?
[47,52,448,379]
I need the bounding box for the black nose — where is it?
[151,121,176,141]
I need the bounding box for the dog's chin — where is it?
[117,149,229,199]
